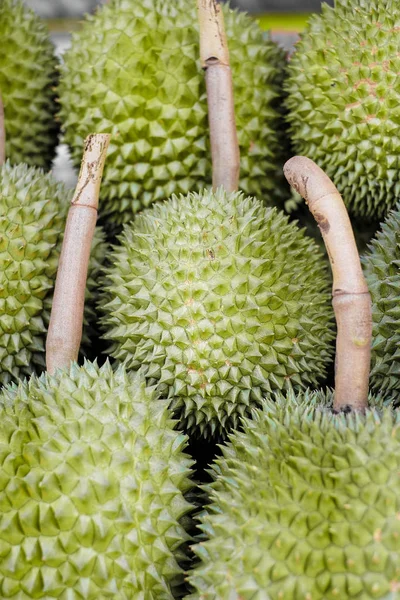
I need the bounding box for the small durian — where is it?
[0,361,194,599]
[285,0,400,221]
[188,159,398,600]
[100,188,334,438]
[0,162,106,384]
[0,0,60,169]
[363,203,400,396]
[59,0,286,234]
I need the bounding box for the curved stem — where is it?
[46,134,110,374]
[0,94,5,165]
[284,156,371,412]
[197,0,240,192]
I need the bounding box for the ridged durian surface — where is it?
[189,390,400,599]
[0,0,60,169]
[0,163,107,384]
[0,362,194,599]
[363,203,400,396]
[100,189,334,438]
[0,162,68,384]
[286,0,400,221]
[59,0,286,233]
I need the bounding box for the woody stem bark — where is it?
[284,156,371,412]
[46,134,110,374]
[197,0,240,191]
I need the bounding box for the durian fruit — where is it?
[58,0,287,233]
[188,390,399,600]
[285,0,400,221]
[0,161,106,384]
[363,202,400,396]
[188,158,399,600]
[0,0,59,169]
[100,188,334,438]
[0,360,195,598]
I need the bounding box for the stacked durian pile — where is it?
[1,0,400,597]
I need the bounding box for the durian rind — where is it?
[285,0,400,221]
[100,189,334,438]
[363,202,400,395]
[59,0,286,232]
[0,361,194,599]
[0,162,69,384]
[0,162,107,384]
[189,389,400,599]
[0,0,60,169]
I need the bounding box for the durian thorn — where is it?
[0,93,5,165]
[46,134,110,375]
[197,0,240,192]
[283,156,372,413]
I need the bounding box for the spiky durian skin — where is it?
[363,203,400,396]
[0,0,59,169]
[59,0,286,233]
[0,162,69,384]
[0,162,106,385]
[0,361,194,599]
[188,390,400,600]
[100,189,334,438]
[285,0,400,221]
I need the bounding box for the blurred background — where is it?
[23,0,334,185]
[25,0,333,17]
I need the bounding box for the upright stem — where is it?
[284,156,371,412]
[197,0,240,191]
[0,94,5,165]
[46,134,110,374]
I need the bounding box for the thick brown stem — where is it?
[283,156,371,412]
[0,94,5,165]
[46,134,110,374]
[197,0,240,191]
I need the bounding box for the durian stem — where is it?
[0,94,5,165]
[197,0,240,191]
[283,156,371,412]
[46,134,110,374]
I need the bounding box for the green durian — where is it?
[0,162,106,384]
[363,202,400,396]
[0,0,60,169]
[188,390,400,600]
[58,0,286,234]
[285,0,400,221]
[100,189,334,438]
[0,360,194,598]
